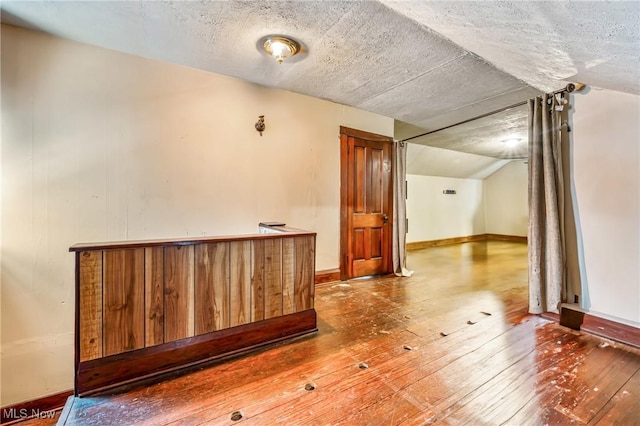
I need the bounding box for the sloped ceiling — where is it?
[397,103,529,160]
[2,0,638,177]
[406,143,511,180]
[386,0,639,175]
[0,1,540,134]
[383,1,640,96]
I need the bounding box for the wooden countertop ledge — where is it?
[70,227,315,252]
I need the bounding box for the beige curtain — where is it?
[528,93,580,314]
[393,141,412,276]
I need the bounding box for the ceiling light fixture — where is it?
[262,35,300,64]
[502,138,521,147]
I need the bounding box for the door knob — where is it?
[383,215,388,224]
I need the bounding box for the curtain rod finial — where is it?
[566,82,585,93]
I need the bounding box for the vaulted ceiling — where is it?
[2,1,638,171]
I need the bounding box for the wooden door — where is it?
[340,126,393,280]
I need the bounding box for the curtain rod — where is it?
[398,83,583,143]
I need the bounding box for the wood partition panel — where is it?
[194,242,229,334]
[230,241,251,327]
[145,247,164,347]
[71,228,317,395]
[264,238,283,319]
[164,245,195,342]
[103,248,145,357]
[251,240,266,322]
[78,251,102,362]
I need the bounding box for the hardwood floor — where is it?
[24,241,640,425]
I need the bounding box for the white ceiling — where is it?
[406,143,513,180]
[387,0,639,171]
[2,0,638,174]
[397,104,529,160]
[384,1,640,96]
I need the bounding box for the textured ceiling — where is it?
[406,143,513,180]
[383,1,640,95]
[2,0,638,165]
[397,104,529,160]
[0,1,538,136]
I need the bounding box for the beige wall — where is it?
[406,175,486,242]
[483,160,528,236]
[0,25,393,405]
[572,89,640,327]
[405,164,528,244]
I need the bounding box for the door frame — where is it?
[339,126,394,280]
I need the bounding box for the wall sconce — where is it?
[255,115,265,136]
[261,35,300,64]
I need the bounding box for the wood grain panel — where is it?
[369,148,382,213]
[370,228,382,258]
[194,244,218,335]
[294,236,315,312]
[230,241,251,327]
[164,245,195,342]
[145,247,164,347]
[355,146,366,213]
[195,243,230,334]
[363,228,372,260]
[103,249,145,356]
[353,257,383,277]
[264,238,282,319]
[79,250,103,362]
[282,238,296,315]
[211,243,230,331]
[194,244,213,335]
[353,229,364,260]
[352,213,384,228]
[251,240,265,322]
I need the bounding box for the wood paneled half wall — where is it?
[70,226,317,396]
